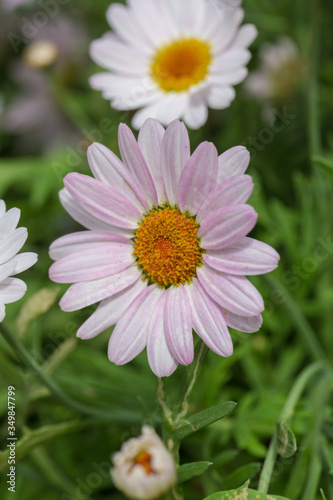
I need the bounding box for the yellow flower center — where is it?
[133,450,155,475]
[133,207,203,287]
[151,38,212,92]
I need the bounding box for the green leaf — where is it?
[203,481,291,499]
[312,155,333,178]
[217,463,261,490]
[320,489,328,500]
[177,461,212,484]
[276,422,297,458]
[175,401,237,441]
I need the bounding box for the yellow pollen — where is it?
[133,207,203,287]
[151,38,212,92]
[132,450,155,475]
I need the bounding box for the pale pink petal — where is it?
[161,120,191,206]
[218,146,250,183]
[0,278,27,304]
[108,286,161,365]
[197,266,264,316]
[59,266,141,312]
[164,285,193,365]
[118,124,158,207]
[0,228,27,265]
[49,243,135,283]
[147,291,178,377]
[0,207,20,233]
[77,279,147,340]
[59,189,130,234]
[49,231,130,261]
[138,118,167,205]
[88,142,149,212]
[198,205,257,250]
[203,237,280,275]
[222,308,263,333]
[64,173,141,230]
[196,175,254,223]
[187,280,233,357]
[177,141,217,214]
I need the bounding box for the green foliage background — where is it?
[0,0,333,499]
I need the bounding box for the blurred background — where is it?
[0,0,333,499]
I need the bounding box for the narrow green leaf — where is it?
[320,490,328,500]
[218,462,261,490]
[177,461,212,484]
[312,155,333,178]
[276,422,297,458]
[203,481,291,499]
[175,401,237,441]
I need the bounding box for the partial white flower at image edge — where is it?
[0,200,38,322]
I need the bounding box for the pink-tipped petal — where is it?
[64,173,141,230]
[77,278,147,340]
[203,237,280,275]
[49,231,130,261]
[198,205,257,250]
[49,243,134,283]
[138,118,167,205]
[108,286,161,365]
[187,280,233,357]
[118,123,158,207]
[161,120,191,206]
[196,174,254,223]
[88,143,149,212]
[59,266,141,311]
[197,265,264,316]
[164,285,193,365]
[147,291,178,377]
[218,146,250,183]
[177,141,218,214]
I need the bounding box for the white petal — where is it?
[183,97,208,129]
[0,302,5,322]
[0,207,20,233]
[0,261,16,281]
[0,228,27,265]
[0,278,27,304]
[106,3,153,51]
[131,93,189,130]
[207,86,236,109]
[231,24,258,49]
[11,253,38,275]
[0,200,6,218]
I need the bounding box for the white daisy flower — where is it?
[0,200,38,322]
[89,0,257,129]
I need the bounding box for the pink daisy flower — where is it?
[49,119,279,377]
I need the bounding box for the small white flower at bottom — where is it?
[111,426,177,500]
[0,200,38,322]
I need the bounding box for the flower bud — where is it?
[23,40,59,70]
[111,426,177,499]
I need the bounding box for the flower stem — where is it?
[0,322,139,422]
[308,0,321,160]
[257,361,327,493]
